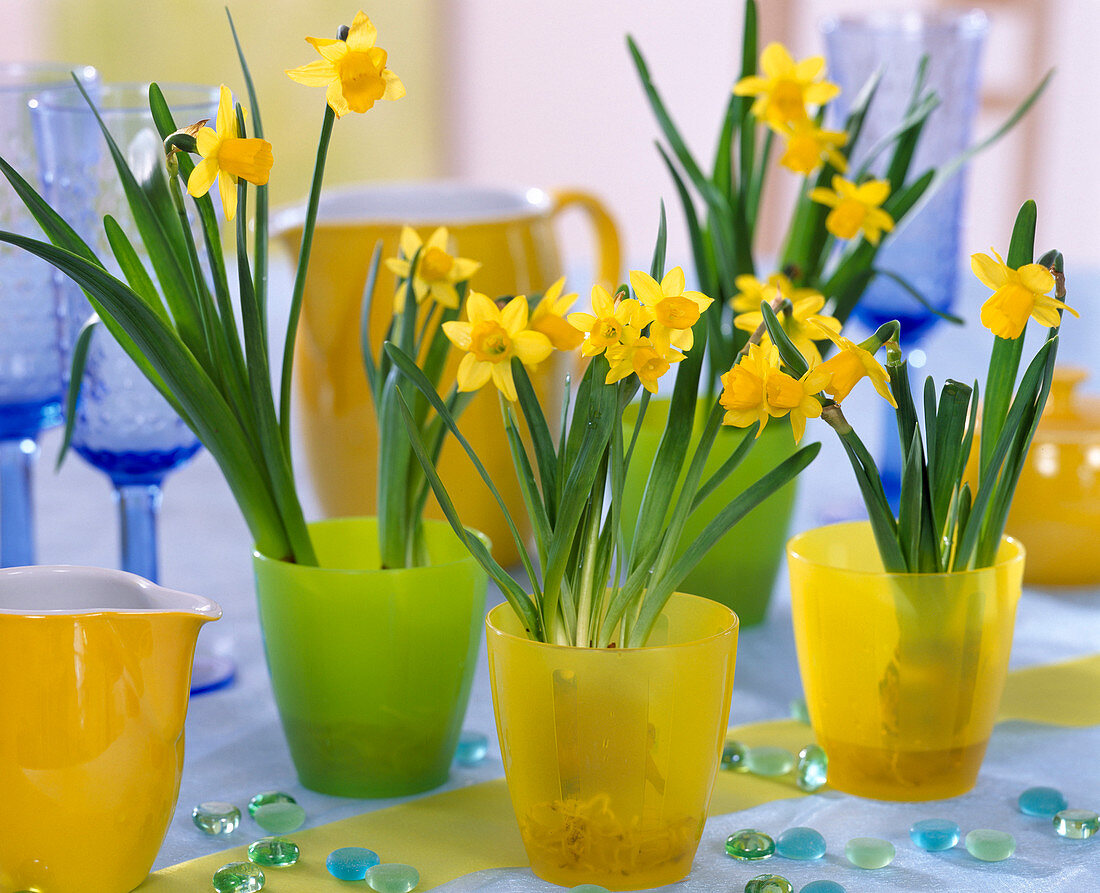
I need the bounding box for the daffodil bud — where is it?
[337,24,350,41]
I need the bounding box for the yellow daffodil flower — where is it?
[719,342,776,434]
[529,277,584,351]
[285,10,405,117]
[732,42,840,128]
[809,175,895,245]
[568,285,650,358]
[765,365,831,443]
[777,119,848,176]
[186,85,273,222]
[972,248,1078,340]
[385,226,480,311]
[809,317,897,407]
[734,286,840,366]
[442,292,552,402]
[605,331,683,394]
[729,273,782,314]
[629,267,713,352]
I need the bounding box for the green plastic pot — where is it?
[622,399,799,626]
[252,517,488,798]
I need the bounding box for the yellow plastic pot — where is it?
[0,566,220,893]
[787,521,1025,801]
[485,593,738,890]
[272,183,620,567]
[253,517,488,797]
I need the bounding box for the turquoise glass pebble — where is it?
[745,874,793,893]
[1018,786,1067,816]
[965,829,1016,861]
[746,746,796,777]
[192,801,241,836]
[455,730,490,766]
[796,745,827,792]
[909,818,960,852]
[326,847,381,881]
[365,863,420,892]
[845,837,895,869]
[1053,809,1100,839]
[776,826,826,860]
[247,791,297,818]
[790,698,810,724]
[211,861,265,892]
[253,801,306,834]
[247,837,300,868]
[569,886,610,893]
[722,739,749,771]
[799,882,846,893]
[725,829,776,860]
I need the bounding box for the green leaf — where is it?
[56,314,99,470]
[760,301,809,377]
[512,359,559,524]
[358,241,385,400]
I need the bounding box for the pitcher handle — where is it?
[549,189,622,290]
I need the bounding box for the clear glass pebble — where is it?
[248,837,300,868]
[726,829,776,860]
[1053,809,1100,839]
[796,745,827,792]
[909,818,960,852]
[365,862,420,893]
[455,730,490,766]
[253,801,306,834]
[326,846,381,881]
[776,826,826,860]
[845,837,895,869]
[211,861,265,893]
[965,829,1016,861]
[789,698,810,724]
[799,882,846,893]
[192,801,241,836]
[247,791,297,818]
[746,746,796,777]
[569,886,610,893]
[722,739,749,771]
[745,874,793,893]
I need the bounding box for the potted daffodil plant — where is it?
[0,9,491,799]
[387,214,821,889]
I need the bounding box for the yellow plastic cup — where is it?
[0,566,220,893]
[485,593,738,891]
[787,521,1025,800]
[272,182,620,567]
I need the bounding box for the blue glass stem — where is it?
[0,436,37,567]
[116,480,162,582]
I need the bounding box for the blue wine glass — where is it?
[823,12,987,500]
[0,63,97,567]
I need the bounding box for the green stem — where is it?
[573,461,606,647]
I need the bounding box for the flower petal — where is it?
[629,269,664,306]
[442,320,472,350]
[215,84,234,136]
[186,157,219,198]
[219,170,237,221]
[194,126,220,158]
[661,266,686,296]
[217,138,273,185]
[465,291,498,324]
[382,69,406,101]
[306,36,348,63]
[456,352,491,392]
[325,80,350,118]
[398,226,422,258]
[1017,263,1055,295]
[760,42,795,77]
[970,252,1008,290]
[346,10,378,52]
[490,362,518,402]
[499,295,529,334]
[285,58,336,87]
[512,329,554,365]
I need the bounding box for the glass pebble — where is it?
[247,837,300,868]
[455,730,490,766]
[721,739,749,771]
[326,846,381,881]
[253,801,306,834]
[796,745,827,792]
[776,826,826,860]
[569,886,610,893]
[745,874,794,893]
[725,828,776,860]
[790,698,810,724]
[746,746,796,777]
[211,861,265,893]
[964,829,1016,861]
[365,862,420,893]
[1018,786,1067,817]
[1053,809,1100,839]
[909,818,960,852]
[247,791,297,818]
[845,837,895,869]
[799,882,847,893]
[192,801,241,836]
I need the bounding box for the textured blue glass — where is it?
[909,818,961,851]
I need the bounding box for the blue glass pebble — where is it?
[909,818,960,852]
[776,826,826,861]
[455,730,490,766]
[746,746,796,777]
[1018,786,1068,817]
[326,846,381,880]
[799,882,846,893]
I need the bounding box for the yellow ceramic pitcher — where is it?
[273,182,620,565]
[0,566,220,893]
